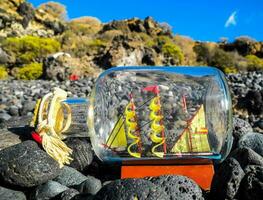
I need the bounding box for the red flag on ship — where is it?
[142,85,159,94]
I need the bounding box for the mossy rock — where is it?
[15,62,42,80]
[223,66,238,74]
[2,36,60,64]
[0,66,8,80]
[246,55,263,70]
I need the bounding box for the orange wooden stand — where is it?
[121,163,214,190]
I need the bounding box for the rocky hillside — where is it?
[0,0,263,81]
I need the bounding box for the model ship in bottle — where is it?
[104,85,214,159]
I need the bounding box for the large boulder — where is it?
[232,117,253,140]
[74,175,102,195]
[100,16,172,37]
[94,178,169,200]
[34,3,67,35]
[239,165,263,200]
[17,1,35,28]
[101,19,132,33]
[31,180,69,200]
[210,158,245,200]
[229,147,263,169]
[54,166,88,187]
[0,0,57,37]
[0,129,23,150]
[0,140,60,187]
[148,175,204,200]
[238,132,263,157]
[244,90,263,115]
[57,188,80,200]
[97,35,143,68]
[43,20,66,35]
[144,16,172,36]
[42,53,100,81]
[4,115,32,129]
[0,186,26,200]
[65,138,93,171]
[42,53,71,81]
[222,36,263,57]
[97,35,159,68]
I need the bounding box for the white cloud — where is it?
[225,11,237,28]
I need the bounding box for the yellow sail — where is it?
[190,105,206,133]
[150,120,164,143]
[127,139,141,158]
[125,102,141,158]
[171,129,191,153]
[106,116,127,148]
[189,105,210,152]
[171,105,211,153]
[151,140,165,158]
[149,96,165,158]
[190,128,210,152]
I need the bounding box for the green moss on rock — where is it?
[246,55,263,70]
[15,62,43,80]
[2,36,60,64]
[0,66,8,80]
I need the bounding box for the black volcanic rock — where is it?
[0,186,26,200]
[229,147,263,169]
[31,180,68,200]
[210,158,245,200]
[244,90,263,115]
[54,166,88,187]
[239,165,263,200]
[0,140,60,187]
[233,117,253,140]
[65,138,94,171]
[58,188,80,200]
[42,55,67,81]
[148,175,204,200]
[238,132,263,157]
[94,178,169,200]
[0,128,23,150]
[74,175,102,195]
[20,100,36,116]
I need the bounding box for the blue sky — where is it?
[29,0,263,42]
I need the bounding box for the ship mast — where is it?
[143,85,167,158]
[125,93,142,158]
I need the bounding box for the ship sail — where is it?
[171,105,211,154]
[125,100,141,158]
[105,116,127,149]
[105,95,141,158]
[149,97,164,143]
[143,85,167,158]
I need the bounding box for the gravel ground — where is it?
[0,71,262,131]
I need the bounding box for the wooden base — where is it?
[121,163,214,190]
